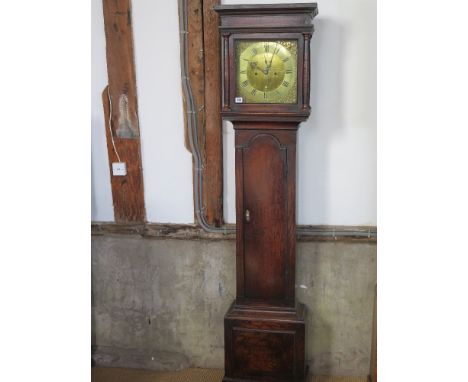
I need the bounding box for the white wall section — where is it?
[132,0,194,223]
[91,0,113,221]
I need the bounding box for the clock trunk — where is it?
[235,125,297,307]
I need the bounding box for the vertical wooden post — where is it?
[179,0,224,227]
[184,0,205,156]
[202,0,223,227]
[102,0,145,223]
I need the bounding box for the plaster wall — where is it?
[92,235,376,376]
[91,0,113,221]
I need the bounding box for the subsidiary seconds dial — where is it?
[236,40,298,104]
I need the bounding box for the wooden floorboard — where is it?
[92,367,368,382]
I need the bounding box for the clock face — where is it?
[235,40,298,104]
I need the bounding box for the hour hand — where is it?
[263,55,270,74]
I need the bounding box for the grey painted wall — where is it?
[91,235,376,376]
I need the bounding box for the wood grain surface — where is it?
[202,0,224,227]
[91,367,367,382]
[102,87,145,223]
[179,0,223,227]
[102,0,145,223]
[180,0,224,226]
[234,127,299,305]
[91,222,377,242]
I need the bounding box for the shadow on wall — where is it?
[297,17,344,223]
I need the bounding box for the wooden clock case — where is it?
[214,4,318,382]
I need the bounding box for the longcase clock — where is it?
[214,3,318,382]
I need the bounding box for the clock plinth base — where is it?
[223,301,308,382]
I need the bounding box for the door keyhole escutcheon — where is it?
[245,209,251,222]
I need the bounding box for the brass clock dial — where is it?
[235,40,298,104]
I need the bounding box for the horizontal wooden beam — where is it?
[91,222,377,242]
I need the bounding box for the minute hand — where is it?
[267,44,280,70]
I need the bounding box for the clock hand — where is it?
[267,43,279,70]
[264,44,277,75]
[263,55,269,74]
